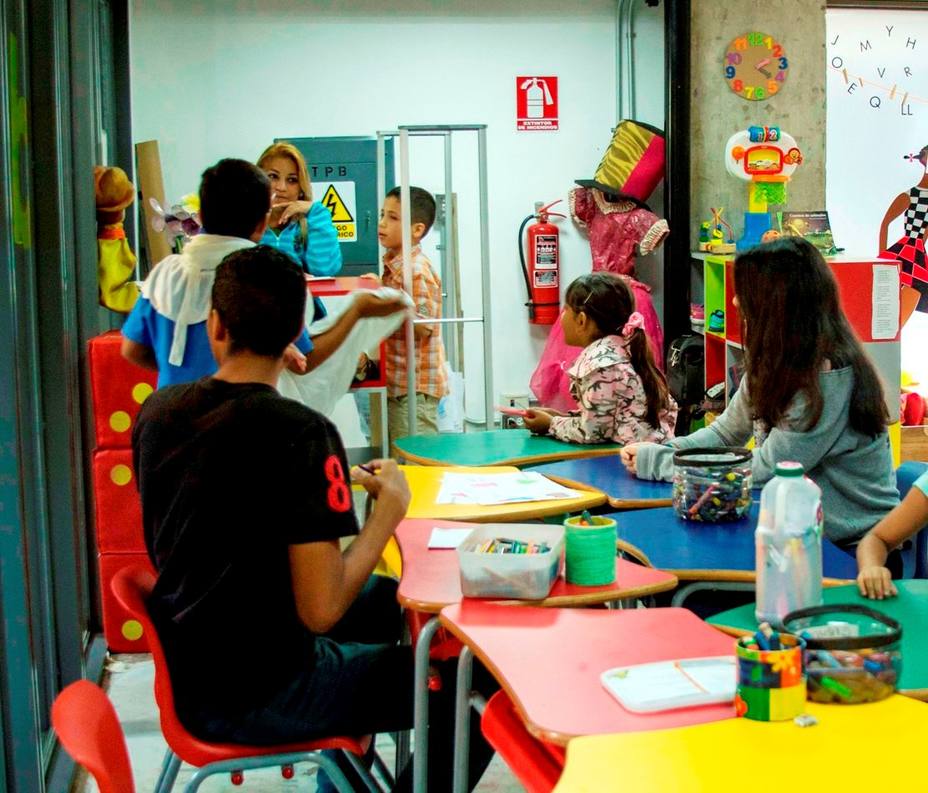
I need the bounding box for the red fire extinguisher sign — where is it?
[516,76,558,131]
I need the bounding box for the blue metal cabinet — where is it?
[284,136,394,276]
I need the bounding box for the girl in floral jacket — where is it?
[523,273,677,444]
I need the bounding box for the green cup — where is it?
[563,515,617,586]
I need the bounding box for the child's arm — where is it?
[303,292,407,373]
[410,261,442,340]
[121,337,158,371]
[521,407,571,434]
[857,485,928,599]
[288,459,409,633]
[544,368,623,444]
[628,390,755,482]
[120,297,158,371]
[522,409,554,434]
[673,382,754,451]
[672,382,837,486]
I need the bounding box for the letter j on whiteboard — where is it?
[517,76,559,131]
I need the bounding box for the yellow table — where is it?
[401,465,606,522]
[554,695,928,792]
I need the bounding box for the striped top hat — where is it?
[576,120,666,205]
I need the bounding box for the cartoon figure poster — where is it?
[826,7,928,392]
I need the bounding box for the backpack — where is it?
[666,334,705,406]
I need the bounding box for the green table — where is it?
[707,579,928,700]
[392,429,622,467]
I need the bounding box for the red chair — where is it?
[52,680,136,793]
[480,690,565,793]
[111,565,390,792]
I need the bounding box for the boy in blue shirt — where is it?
[122,158,403,387]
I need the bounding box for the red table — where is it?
[395,518,678,792]
[305,274,379,297]
[439,603,737,793]
[396,518,679,612]
[440,603,736,744]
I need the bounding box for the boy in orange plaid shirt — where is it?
[379,186,448,443]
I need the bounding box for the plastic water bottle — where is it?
[755,462,824,627]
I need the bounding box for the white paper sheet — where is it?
[435,472,581,506]
[872,264,900,340]
[427,528,473,549]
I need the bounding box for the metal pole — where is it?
[399,129,417,436]
[376,133,387,275]
[443,131,458,370]
[375,132,389,450]
[625,0,637,119]
[451,647,474,793]
[413,618,441,792]
[664,0,692,352]
[615,0,625,121]
[477,127,494,429]
[412,316,483,326]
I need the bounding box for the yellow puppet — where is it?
[95,166,139,313]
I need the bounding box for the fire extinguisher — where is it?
[519,199,566,324]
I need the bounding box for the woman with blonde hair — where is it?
[257,141,342,278]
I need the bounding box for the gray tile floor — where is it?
[75,654,524,792]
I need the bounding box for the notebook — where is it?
[601,656,736,713]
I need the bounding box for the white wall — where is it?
[131,0,666,421]
[826,7,928,392]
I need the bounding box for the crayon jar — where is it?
[735,632,807,721]
[784,604,902,704]
[672,447,752,522]
[755,462,823,627]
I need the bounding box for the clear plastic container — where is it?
[672,447,753,522]
[784,605,901,704]
[755,462,823,627]
[456,524,565,600]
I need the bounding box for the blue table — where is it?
[606,502,858,606]
[526,456,673,509]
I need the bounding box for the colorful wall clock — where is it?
[724,31,789,101]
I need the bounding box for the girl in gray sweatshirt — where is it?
[622,238,898,545]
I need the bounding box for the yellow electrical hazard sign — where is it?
[319,181,357,242]
[321,184,354,223]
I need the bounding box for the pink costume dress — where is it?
[531,187,669,412]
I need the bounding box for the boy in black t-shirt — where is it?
[133,246,494,791]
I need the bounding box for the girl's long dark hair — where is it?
[565,272,671,428]
[734,237,888,436]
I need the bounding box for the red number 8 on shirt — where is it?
[324,455,352,513]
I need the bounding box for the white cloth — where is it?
[329,393,367,449]
[140,234,254,366]
[277,286,412,418]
